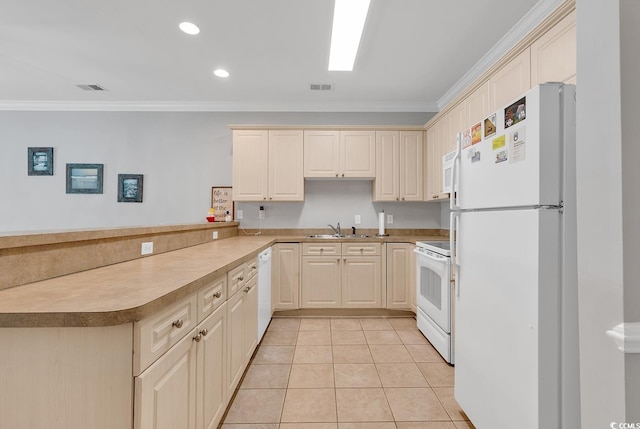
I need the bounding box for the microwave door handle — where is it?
[450,132,461,211]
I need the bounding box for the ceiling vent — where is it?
[76,84,107,91]
[309,83,333,91]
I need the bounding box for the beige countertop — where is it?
[0,234,446,328]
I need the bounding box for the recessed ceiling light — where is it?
[328,0,371,71]
[179,22,200,35]
[213,69,230,78]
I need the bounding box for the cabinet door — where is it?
[232,130,268,201]
[399,131,423,201]
[466,82,491,129]
[268,130,304,201]
[243,275,258,364]
[424,121,447,201]
[272,243,301,311]
[301,256,341,308]
[373,131,399,201]
[341,256,381,308]
[340,130,376,177]
[135,330,197,429]
[489,48,532,110]
[445,103,467,153]
[531,10,576,86]
[226,289,245,395]
[197,304,227,429]
[386,243,415,310]
[303,130,340,177]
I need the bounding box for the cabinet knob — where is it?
[396,197,399,201]
[269,197,272,200]
[193,333,202,342]
[320,248,324,253]
[238,276,244,281]
[337,258,340,262]
[263,197,267,200]
[172,319,184,329]
[343,258,346,262]
[402,197,405,201]
[360,248,364,253]
[335,174,339,177]
[200,328,208,337]
[213,291,222,298]
[341,173,345,177]
[251,264,257,269]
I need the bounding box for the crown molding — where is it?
[0,100,439,113]
[437,0,568,110]
[607,323,640,353]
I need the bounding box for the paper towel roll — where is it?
[378,212,385,236]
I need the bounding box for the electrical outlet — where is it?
[355,214,361,225]
[141,242,154,255]
[237,210,243,220]
[212,231,218,239]
[387,214,394,224]
[259,206,266,220]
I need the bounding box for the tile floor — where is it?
[220,317,475,429]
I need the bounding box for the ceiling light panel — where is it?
[328,0,371,71]
[179,22,200,35]
[213,69,230,78]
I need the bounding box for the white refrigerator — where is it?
[449,83,580,429]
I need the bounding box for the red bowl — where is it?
[206,216,215,222]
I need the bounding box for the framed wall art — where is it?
[66,163,104,194]
[28,147,54,176]
[211,186,233,220]
[117,174,144,203]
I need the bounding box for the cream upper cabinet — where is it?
[304,130,375,178]
[232,129,303,201]
[444,102,467,153]
[399,131,423,201]
[531,10,576,85]
[466,81,492,129]
[303,130,340,177]
[232,129,268,201]
[268,130,304,201]
[272,243,301,311]
[340,130,375,177]
[489,48,532,110]
[374,130,423,201]
[373,131,399,201]
[424,120,449,201]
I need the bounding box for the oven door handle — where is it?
[412,248,447,263]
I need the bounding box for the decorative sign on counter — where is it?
[211,186,233,221]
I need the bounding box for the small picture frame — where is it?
[211,186,234,220]
[118,174,144,203]
[28,147,54,176]
[66,163,104,194]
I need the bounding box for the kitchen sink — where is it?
[307,234,371,239]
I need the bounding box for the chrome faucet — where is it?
[328,223,341,236]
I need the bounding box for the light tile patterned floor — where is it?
[220,317,475,429]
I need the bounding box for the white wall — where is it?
[575,1,628,426]
[0,110,436,233]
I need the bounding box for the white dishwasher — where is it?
[257,247,272,341]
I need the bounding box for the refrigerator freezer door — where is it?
[458,84,567,210]
[454,209,562,429]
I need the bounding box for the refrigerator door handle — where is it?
[450,211,460,297]
[450,132,461,211]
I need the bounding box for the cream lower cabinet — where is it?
[386,243,416,311]
[301,242,381,308]
[226,267,258,396]
[272,243,301,311]
[135,303,228,429]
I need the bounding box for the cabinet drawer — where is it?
[342,242,381,256]
[227,263,247,297]
[302,242,341,256]
[245,257,258,281]
[197,275,227,323]
[134,292,198,375]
